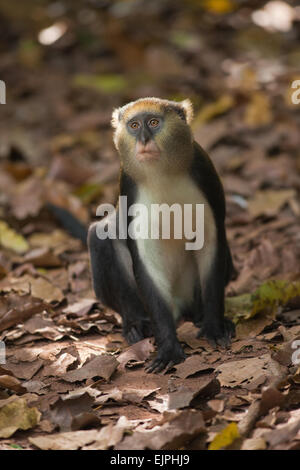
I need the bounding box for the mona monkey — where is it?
[88,97,235,373]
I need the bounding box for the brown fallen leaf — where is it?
[147,394,170,413]
[23,315,64,341]
[235,316,274,340]
[29,416,129,450]
[68,261,90,294]
[62,355,118,382]
[48,154,94,186]
[264,416,300,448]
[244,91,272,127]
[42,353,77,377]
[23,380,47,394]
[1,359,43,380]
[45,179,89,226]
[81,424,125,450]
[241,437,267,450]
[122,387,160,404]
[248,189,296,218]
[168,377,220,410]
[0,375,26,394]
[117,338,155,370]
[177,322,207,350]
[216,354,274,389]
[208,399,225,413]
[0,293,51,332]
[28,230,71,250]
[24,247,62,268]
[29,429,103,450]
[95,387,123,405]
[167,387,202,410]
[71,412,101,431]
[29,276,65,303]
[116,409,206,450]
[9,175,45,220]
[49,392,97,432]
[174,355,214,379]
[63,298,97,317]
[271,335,300,367]
[0,274,64,303]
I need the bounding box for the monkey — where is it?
[87,97,235,373]
[46,203,88,244]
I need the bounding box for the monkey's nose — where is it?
[139,128,151,145]
[136,140,156,152]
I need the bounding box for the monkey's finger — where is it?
[207,337,217,349]
[146,358,167,374]
[126,328,140,344]
[146,363,164,374]
[197,329,216,348]
[216,337,230,349]
[145,360,159,373]
[126,324,148,344]
[163,360,176,374]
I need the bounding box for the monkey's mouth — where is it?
[135,141,160,162]
[136,151,160,162]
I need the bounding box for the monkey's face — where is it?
[114,108,194,180]
[127,112,162,163]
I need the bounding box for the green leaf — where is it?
[226,280,300,323]
[73,183,103,204]
[250,280,300,319]
[0,220,29,254]
[9,444,23,449]
[73,74,129,95]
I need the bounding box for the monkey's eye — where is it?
[149,118,159,128]
[130,121,140,130]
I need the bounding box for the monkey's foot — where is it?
[123,319,153,344]
[197,318,235,348]
[145,341,186,374]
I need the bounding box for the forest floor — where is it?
[0,0,300,450]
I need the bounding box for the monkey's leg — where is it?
[130,239,186,373]
[88,223,152,344]
[195,235,235,347]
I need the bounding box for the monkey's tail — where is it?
[225,244,237,284]
[46,203,88,245]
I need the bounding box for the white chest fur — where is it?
[134,173,216,245]
[132,173,217,319]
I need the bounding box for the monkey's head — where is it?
[111,97,194,180]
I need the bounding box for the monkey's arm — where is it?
[191,142,235,346]
[191,142,226,222]
[88,219,152,344]
[120,172,186,373]
[191,142,235,284]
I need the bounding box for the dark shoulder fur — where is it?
[190,142,226,224]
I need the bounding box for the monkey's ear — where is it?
[111,107,121,128]
[180,99,194,124]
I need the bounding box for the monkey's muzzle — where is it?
[135,140,160,162]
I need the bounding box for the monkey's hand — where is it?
[145,340,186,374]
[197,317,235,348]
